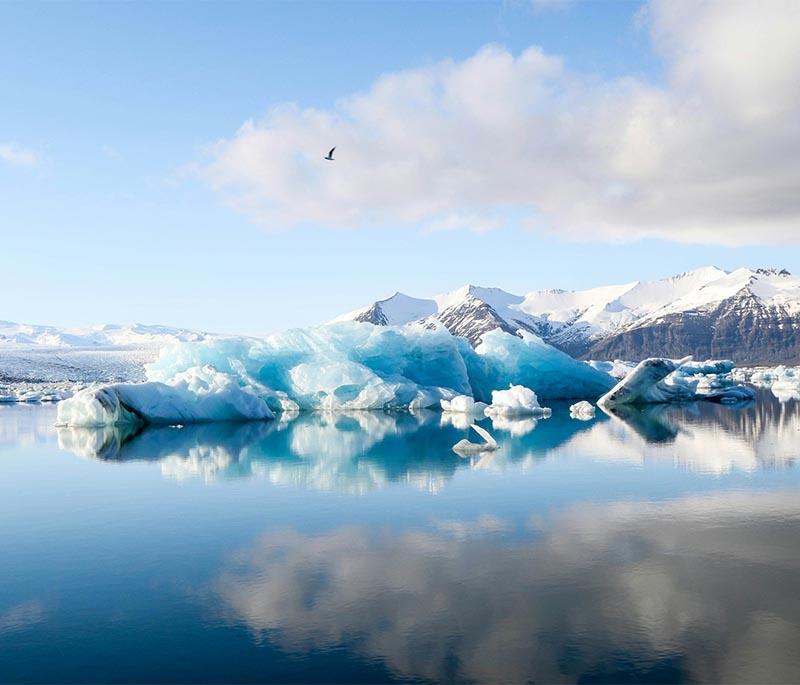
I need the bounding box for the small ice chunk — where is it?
[440,395,489,414]
[569,400,596,420]
[484,384,551,417]
[452,423,499,455]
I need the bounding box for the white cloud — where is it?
[0,142,39,167]
[204,0,800,245]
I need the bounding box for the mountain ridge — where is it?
[333,266,800,364]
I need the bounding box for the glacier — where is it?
[57,322,614,426]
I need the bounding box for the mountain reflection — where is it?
[56,389,800,489]
[213,490,800,684]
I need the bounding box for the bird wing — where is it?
[470,424,498,448]
[328,146,336,158]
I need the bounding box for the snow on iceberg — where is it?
[484,384,552,417]
[598,357,754,408]
[57,322,615,426]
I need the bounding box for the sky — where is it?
[1,0,799,334]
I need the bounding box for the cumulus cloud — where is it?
[0,142,38,167]
[204,0,800,244]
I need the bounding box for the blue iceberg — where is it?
[57,322,616,426]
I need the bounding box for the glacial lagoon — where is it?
[2,389,800,683]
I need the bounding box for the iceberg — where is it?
[452,424,499,455]
[676,359,736,375]
[440,395,488,414]
[598,357,755,408]
[56,321,751,429]
[57,322,616,427]
[569,400,596,420]
[484,384,551,417]
[737,365,800,401]
[467,330,614,401]
[56,366,275,427]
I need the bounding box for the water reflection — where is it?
[577,396,800,474]
[0,404,58,448]
[213,490,800,683]
[56,389,800,489]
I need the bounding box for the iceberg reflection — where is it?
[213,490,800,684]
[56,389,800,488]
[587,392,799,473]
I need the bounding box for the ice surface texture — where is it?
[57,323,615,426]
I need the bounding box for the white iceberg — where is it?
[440,395,488,414]
[734,365,800,401]
[569,400,596,420]
[598,356,755,408]
[484,384,552,417]
[452,424,499,455]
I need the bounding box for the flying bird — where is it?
[324,146,336,161]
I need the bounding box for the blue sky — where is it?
[2,1,799,333]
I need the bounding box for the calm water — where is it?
[2,391,800,683]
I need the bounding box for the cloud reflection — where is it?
[214,491,800,683]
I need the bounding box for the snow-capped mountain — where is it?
[333,267,800,364]
[0,321,210,348]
